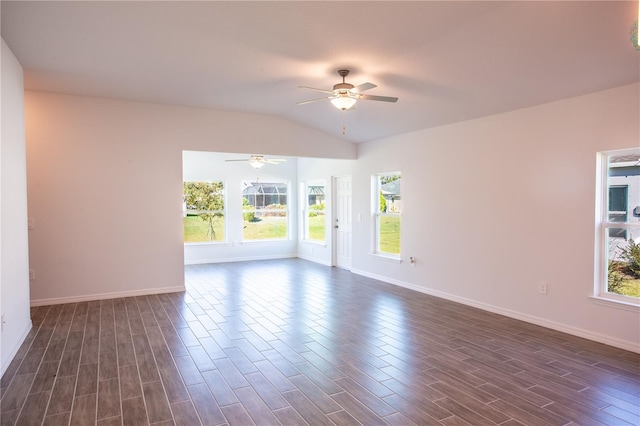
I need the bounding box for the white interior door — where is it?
[334,176,352,270]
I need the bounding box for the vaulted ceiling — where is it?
[2,1,638,143]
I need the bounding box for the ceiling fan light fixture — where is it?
[330,94,357,111]
[249,158,265,169]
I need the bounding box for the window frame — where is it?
[302,180,326,244]
[594,149,640,306]
[372,172,402,259]
[182,180,227,244]
[242,181,290,241]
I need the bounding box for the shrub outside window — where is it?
[183,181,225,243]
[597,149,640,302]
[243,182,289,240]
[374,173,401,257]
[303,181,326,242]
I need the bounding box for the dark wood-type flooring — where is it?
[1,259,639,425]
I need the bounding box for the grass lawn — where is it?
[243,216,287,240]
[614,278,640,298]
[308,214,326,241]
[185,213,401,255]
[379,215,400,254]
[183,215,225,243]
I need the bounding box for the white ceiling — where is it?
[2,1,638,143]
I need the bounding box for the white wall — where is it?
[25,92,355,305]
[1,39,32,374]
[183,151,299,264]
[351,83,640,352]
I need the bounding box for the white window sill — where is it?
[370,253,402,263]
[589,295,640,312]
[184,242,230,247]
[239,239,290,244]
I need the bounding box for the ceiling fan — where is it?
[225,155,286,169]
[298,69,398,111]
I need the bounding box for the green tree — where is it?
[379,191,387,213]
[183,182,224,241]
[380,174,400,184]
[242,197,256,222]
[619,238,640,277]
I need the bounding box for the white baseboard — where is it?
[1,320,32,376]
[30,285,186,307]
[296,254,332,266]
[185,254,296,265]
[351,269,640,354]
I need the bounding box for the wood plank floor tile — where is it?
[121,396,148,426]
[201,370,239,407]
[42,412,71,426]
[601,404,640,425]
[281,389,334,426]
[119,364,143,400]
[96,416,122,426]
[333,376,396,417]
[45,375,76,417]
[187,382,226,425]
[70,393,97,426]
[2,259,638,426]
[244,371,290,410]
[331,390,388,426]
[273,406,309,426]
[0,373,35,412]
[252,359,296,392]
[290,375,341,414]
[75,362,99,396]
[159,367,190,403]
[16,347,46,375]
[15,390,49,425]
[233,386,280,425]
[326,409,366,425]
[261,349,301,378]
[219,403,255,426]
[174,355,204,386]
[29,360,59,394]
[186,345,216,372]
[142,380,173,424]
[136,351,160,384]
[212,358,249,390]
[487,399,562,426]
[97,378,120,420]
[171,400,200,426]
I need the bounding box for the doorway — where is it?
[333,176,352,269]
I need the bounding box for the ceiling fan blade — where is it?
[265,160,286,164]
[358,94,399,103]
[297,97,330,105]
[353,82,377,92]
[299,86,334,94]
[225,159,249,162]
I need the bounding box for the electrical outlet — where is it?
[29,269,35,280]
[538,281,548,295]
[1,314,5,332]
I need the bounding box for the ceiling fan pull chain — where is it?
[342,111,347,135]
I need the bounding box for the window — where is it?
[596,149,640,303]
[374,173,401,257]
[303,181,326,242]
[183,181,225,243]
[242,182,289,240]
